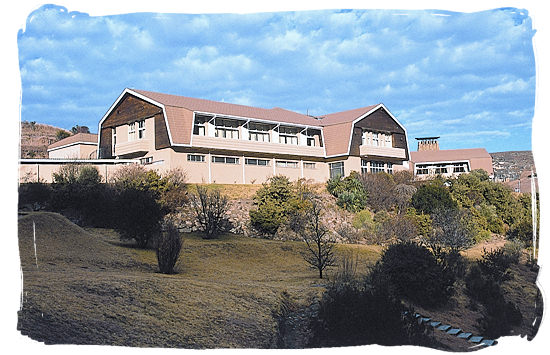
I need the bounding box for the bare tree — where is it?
[394,184,417,215]
[190,185,229,239]
[427,208,474,254]
[296,197,336,279]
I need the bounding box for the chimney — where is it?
[416,137,440,151]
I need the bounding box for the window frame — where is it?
[187,154,205,162]
[329,161,345,179]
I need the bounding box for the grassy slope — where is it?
[17,212,379,348]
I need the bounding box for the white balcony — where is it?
[192,136,325,157]
[115,139,150,156]
[360,145,406,159]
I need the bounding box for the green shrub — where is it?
[352,210,375,231]
[370,242,455,308]
[326,172,368,212]
[478,248,514,283]
[502,239,524,264]
[250,176,311,236]
[411,182,457,215]
[507,216,533,246]
[405,208,432,238]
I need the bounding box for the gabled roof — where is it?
[410,148,491,163]
[48,133,98,151]
[132,89,323,127]
[317,105,379,126]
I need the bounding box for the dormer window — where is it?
[128,122,136,141]
[214,118,240,139]
[248,122,270,142]
[278,126,299,145]
[128,120,145,141]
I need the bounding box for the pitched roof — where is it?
[410,148,491,163]
[132,89,323,127]
[317,105,379,126]
[48,133,98,150]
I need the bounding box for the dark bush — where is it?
[478,248,514,283]
[308,277,431,347]
[190,185,230,239]
[326,172,368,212]
[360,172,395,212]
[18,182,51,209]
[113,187,163,248]
[370,242,455,308]
[156,222,182,274]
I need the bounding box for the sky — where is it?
[16,5,536,153]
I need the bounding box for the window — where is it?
[370,161,385,173]
[138,120,146,139]
[452,162,468,173]
[329,162,344,179]
[416,164,429,175]
[214,118,240,139]
[278,126,299,145]
[140,157,153,165]
[212,156,239,164]
[128,122,136,141]
[193,116,208,136]
[112,128,117,154]
[307,137,315,146]
[187,154,205,162]
[387,162,393,174]
[372,133,379,146]
[385,134,392,147]
[245,158,269,166]
[304,162,316,169]
[361,159,369,174]
[276,160,298,168]
[248,122,271,142]
[434,164,448,174]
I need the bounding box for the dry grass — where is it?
[17,212,380,347]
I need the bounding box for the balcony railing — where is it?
[115,139,150,156]
[192,136,325,157]
[360,145,406,159]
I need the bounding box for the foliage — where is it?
[427,208,474,253]
[71,125,90,134]
[113,187,163,248]
[308,276,431,347]
[478,248,514,283]
[392,170,414,185]
[352,209,376,232]
[411,181,457,215]
[18,181,52,209]
[370,242,455,308]
[359,172,395,212]
[393,183,417,214]
[156,222,182,274]
[250,176,311,236]
[296,197,336,279]
[507,215,533,246]
[405,208,432,238]
[502,239,524,264]
[190,185,230,239]
[55,129,71,141]
[376,214,418,243]
[326,172,368,212]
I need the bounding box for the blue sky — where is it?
[17,5,536,152]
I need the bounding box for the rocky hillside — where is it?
[490,151,535,181]
[20,121,70,158]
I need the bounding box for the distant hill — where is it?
[20,121,71,158]
[490,151,535,181]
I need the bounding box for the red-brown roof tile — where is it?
[47,133,98,150]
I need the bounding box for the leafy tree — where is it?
[55,130,71,141]
[411,182,457,215]
[190,185,230,239]
[405,208,432,238]
[71,125,90,134]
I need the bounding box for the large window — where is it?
[329,162,344,179]
[245,158,269,166]
[452,162,468,173]
[128,122,136,141]
[372,133,379,147]
[193,116,208,136]
[387,162,393,174]
[370,161,385,173]
[434,164,448,174]
[304,162,316,169]
[416,164,430,175]
[215,118,240,139]
[212,156,239,164]
[138,120,146,139]
[276,160,298,168]
[278,126,299,145]
[248,122,271,142]
[187,154,205,162]
[384,134,392,147]
[361,159,368,174]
